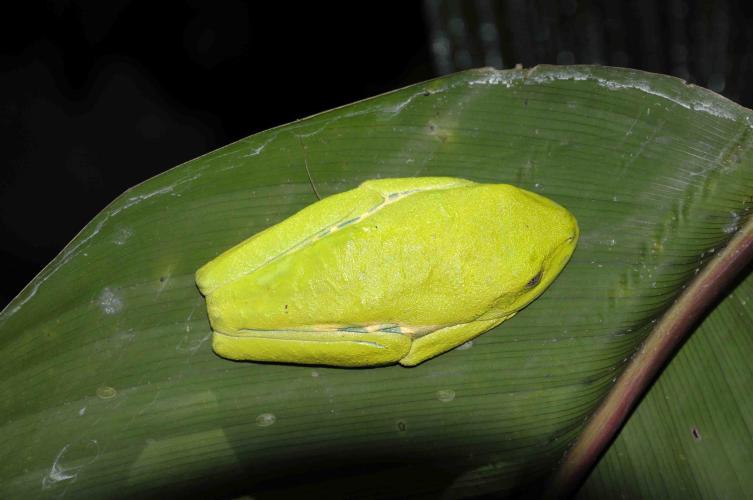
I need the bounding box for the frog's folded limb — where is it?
[398,316,510,366]
[211,329,412,367]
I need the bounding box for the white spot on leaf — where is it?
[96,386,117,399]
[436,389,456,403]
[112,226,133,245]
[42,440,100,490]
[175,332,210,354]
[98,288,123,315]
[724,211,740,234]
[256,413,276,427]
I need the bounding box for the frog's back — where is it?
[196,177,474,296]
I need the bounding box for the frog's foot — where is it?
[212,328,412,367]
[398,316,510,367]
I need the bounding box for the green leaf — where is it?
[577,266,753,499]
[2,65,752,498]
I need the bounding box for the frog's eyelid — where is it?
[525,270,543,288]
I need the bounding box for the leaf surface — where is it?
[1,65,752,498]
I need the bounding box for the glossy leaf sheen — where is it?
[1,66,752,498]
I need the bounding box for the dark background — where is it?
[3,0,753,308]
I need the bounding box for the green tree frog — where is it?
[196,177,578,367]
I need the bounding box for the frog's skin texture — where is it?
[196,177,579,367]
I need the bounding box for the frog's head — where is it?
[490,186,579,316]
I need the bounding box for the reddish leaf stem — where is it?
[548,213,753,498]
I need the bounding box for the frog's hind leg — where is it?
[399,316,511,367]
[212,328,412,368]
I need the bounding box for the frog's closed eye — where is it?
[525,270,543,289]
